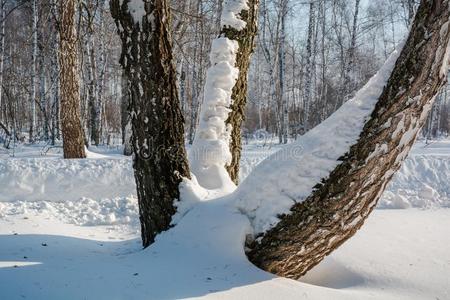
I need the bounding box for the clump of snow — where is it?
[221,0,249,31]
[234,44,403,234]
[127,0,146,25]
[189,37,239,191]
[174,176,209,224]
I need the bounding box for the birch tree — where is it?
[29,0,37,142]
[343,0,361,99]
[303,1,316,132]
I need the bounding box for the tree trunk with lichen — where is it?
[247,0,450,279]
[110,0,190,248]
[58,0,86,159]
[224,0,259,184]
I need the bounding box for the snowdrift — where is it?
[0,158,135,202]
[0,141,449,219]
[380,145,450,209]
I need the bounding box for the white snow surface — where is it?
[1,140,450,299]
[0,204,449,299]
[2,141,450,228]
[220,0,249,30]
[0,157,134,203]
[234,44,403,234]
[189,37,239,191]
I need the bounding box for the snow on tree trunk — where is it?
[111,0,190,247]
[224,0,259,184]
[190,0,259,189]
[58,0,86,159]
[240,0,450,279]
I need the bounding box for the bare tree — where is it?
[58,0,86,158]
[303,0,316,132]
[343,0,361,99]
[29,0,37,142]
[111,0,190,247]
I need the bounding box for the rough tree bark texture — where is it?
[30,0,37,142]
[224,0,259,184]
[58,0,86,159]
[343,0,361,98]
[120,72,132,156]
[248,0,450,279]
[110,0,190,248]
[303,1,316,132]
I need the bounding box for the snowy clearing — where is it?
[1,140,450,299]
[0,204,449,299]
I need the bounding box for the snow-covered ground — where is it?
[0,140,450,299]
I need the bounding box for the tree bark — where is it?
[29,0,37,142]
[248,0,450,279]
[0,0,5,124]
[303,1,316,132]
[343,0,361,99]
[120,71,132,156]
[58,0,86,159]
[278,0,288,144]
[111,0,190,248]
[224,0,259,184]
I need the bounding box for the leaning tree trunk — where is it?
[58,0,86,159]
[248,0,450,279]
[110,0,190,248]
[224,0,259,184]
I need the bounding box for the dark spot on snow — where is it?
[13,233,18,235]
[23,256,28,259]
[206,277,212,281]
[13,265,19,268]
[23,217,28,219]
[41,243,47,247]
[133,273,139,276]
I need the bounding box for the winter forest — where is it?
[1,0,450,299]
